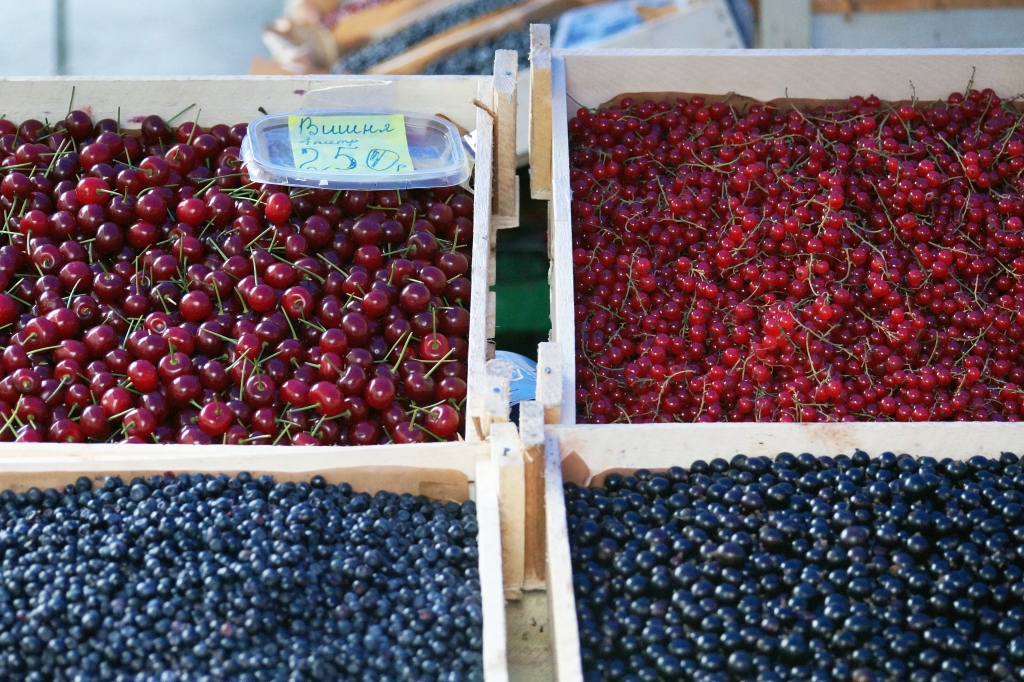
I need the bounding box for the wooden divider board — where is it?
[0,440,480,495]
[542,421,1024,680]
[528,24,553,200]
[0,76,483,136]
[0,442,510,682]
[543,432,584,682]
[541,48,1024,424]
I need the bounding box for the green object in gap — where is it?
[493,253,550,333]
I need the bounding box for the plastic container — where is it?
[240,108,472,190]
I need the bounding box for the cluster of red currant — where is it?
[570,88,1024,423]
[0,110,473,444]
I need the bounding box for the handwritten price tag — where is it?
[287,114,415,175]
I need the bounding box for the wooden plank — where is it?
[535,341,562,425]
[555,50,1024,110]
[543,432,584,682]
[331,0,471,52]
[0,440,486,482]
[492,422,526,599]
[490,176,521,229]
[367,0,582,76]
[555,422,1024,484]
[549,56,577,426]
[492,50,520,221]
[475,458,512,682]
[484,358,513,434]
[505,592,554,681]
[466,80,496,442]
[487,291,497,338]
[0,76,485,135]
[759,0,812,47]
[813,0,1024,12]
[488,224,498,287]
[529,24,553,200]
[519,401,546,589]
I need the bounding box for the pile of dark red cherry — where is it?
[569,88,1024,423]
[566,451,1024,682]
[0,110,474,444]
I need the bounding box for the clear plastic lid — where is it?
[240,109,472,190]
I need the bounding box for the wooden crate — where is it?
[538,420,1024,681]
[0,439,515,681]
[0,62,520,442]
[526,42,1024,426]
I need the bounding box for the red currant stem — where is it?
[422,348,455,379]
[166,102,197,125]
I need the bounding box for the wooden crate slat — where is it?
[475,457,512,682]
[519,400,546,589]
[554,422,1024,484]
[543,432,584,682]
[528,24,553,200]
[467,82,497,441]
[0,441,487,495]
[0,76,484,134]
[549,56,577,425]
[492,422,526,599]
[557,49,1024,110]
[492,50,520,220]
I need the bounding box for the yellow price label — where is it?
[287,114,415,175]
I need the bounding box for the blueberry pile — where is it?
[566,451,1024,682]
[422,24,551,76]
[0,473,483,681]
[333,0,522,74]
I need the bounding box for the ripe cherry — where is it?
[198,400,233,436]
